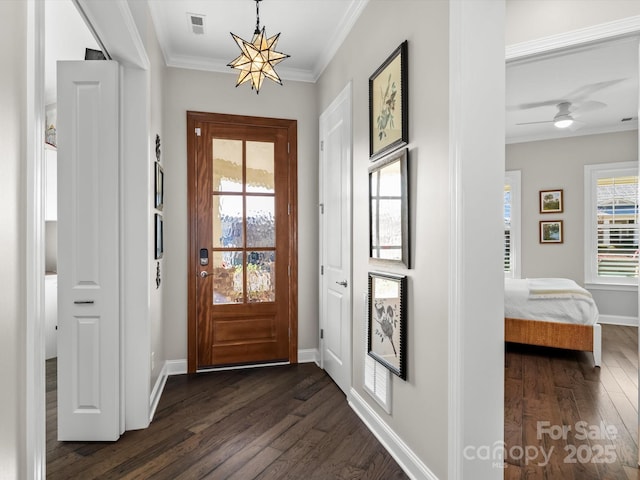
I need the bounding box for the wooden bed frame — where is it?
[505,317,601,367]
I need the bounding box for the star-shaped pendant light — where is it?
[228,0,290,94]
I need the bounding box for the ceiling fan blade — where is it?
[564,80,625,102]
[510,99,567,111]
[571,100,606,116]
[516,120,553,126]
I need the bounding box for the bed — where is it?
[505,278,601,367]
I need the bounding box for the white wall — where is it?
[162,68,319,361]
[506,130,639,321]
[0,1,26,477]
[127,0,166,395]
[506,0,640,45]
[317,1,505,477]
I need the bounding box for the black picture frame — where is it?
[367,272,407,380]
[369,40,408,161]
[155,213,163,259]
[155,161,164,211]
[369,148,410,268]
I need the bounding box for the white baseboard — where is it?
[149,363,169,422]
[349,389,439,480]
[165,359,188,375]
[598,315,638,327]
[298,348,319,365]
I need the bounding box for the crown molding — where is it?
[506,15,640,61]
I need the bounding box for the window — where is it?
[584,162,638,285]
[504,171,521,279]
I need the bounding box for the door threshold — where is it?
[197,361,290,373]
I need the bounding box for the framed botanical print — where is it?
[369,40,408,160]
[367,272,407,380]
[155,162,164,210]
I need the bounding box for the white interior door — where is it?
[57,60,121,441]
[319,83,352,396]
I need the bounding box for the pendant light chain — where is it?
[254,0,261,35]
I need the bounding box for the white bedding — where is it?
[505,278,599,325]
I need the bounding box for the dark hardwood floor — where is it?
[505,324,639,480]
[46,361,409,479]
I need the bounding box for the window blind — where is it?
[596,175,638,278]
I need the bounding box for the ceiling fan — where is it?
[516,100,606,130]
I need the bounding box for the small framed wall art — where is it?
[369,40,408,160]
[155,161,164,210]
[369,148,410,267]
[540,220,563,244]
[539,189,563,213]
[367,271,407,380]
[155,213,164,259]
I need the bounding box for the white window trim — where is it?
[505,170,521,279]
[584,161,638,287]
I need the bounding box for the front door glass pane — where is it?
[246,141,275,193]
[246,196,275,248]
[213,195,243,248]
[212,139,243,192]
[212,250,243,304]
[247,251,276,302]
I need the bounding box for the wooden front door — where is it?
[187,112,298,372]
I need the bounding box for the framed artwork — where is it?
[368,272,407,380]
[155,162,164,210]
[155,213,164,259]
[369,148,410,267]
[540,220,563,244]
[369,40,408,160]
[540,189,563,213]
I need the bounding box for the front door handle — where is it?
[336,280,348,287]
[200,271,211,278]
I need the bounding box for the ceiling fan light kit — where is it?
[228,0,290,94]
[554,116,574,129]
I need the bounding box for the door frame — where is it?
[26,0,151,475]
[186,111,298,373]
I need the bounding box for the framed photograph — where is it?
[369,40,408,160]
[369,148,410,267]
[540,189,563,213]
[155,162,164,210]
[540,220,563,244]
[155,213,164,259]
[368,272,407,380]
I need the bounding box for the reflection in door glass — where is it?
[212,251,243,304]
[246,141,275,193]
[247,251,276,302]
[213,195,243,248]
[212,139,243,192]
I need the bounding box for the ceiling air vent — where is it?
[188,13,205,35]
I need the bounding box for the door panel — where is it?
[187,113,297,371]
[319,84,352,396]
[57,60,120,441]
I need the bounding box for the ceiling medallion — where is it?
[228,0,290,94]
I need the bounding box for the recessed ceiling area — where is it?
[506,36,639,144]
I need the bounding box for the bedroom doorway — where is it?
[505,17,640,476]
